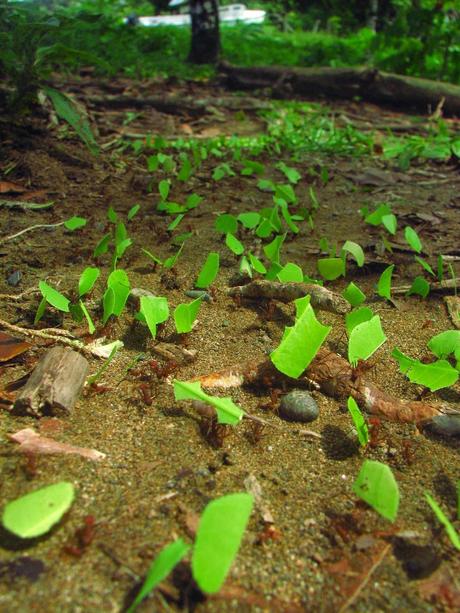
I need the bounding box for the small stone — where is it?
[279,390,319,423]
[128,287,155,308]
[7,270,22,286]
[426,414,460,437]
[185,290,212,302]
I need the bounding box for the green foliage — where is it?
[348,315,386,366]
[342,282,366,307]
[392,347,459,392]
[173,380,244,425]
[427,330,460,360]
[345,306,374,334]
[353,460,399,522]
[271,296,331,378]
[139,296,169,339]
[317,257,345,281]
[2,482,75,538]
[127,539,191,613]
[196,252,220,289]
[102,269,130,324]
[192,493,254,594]
[425,493,460,551]
[377,264,394,301]
[174,297,202,334]
[347,397,369,447]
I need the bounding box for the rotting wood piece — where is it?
[228,280,351,314]
[14,347,89,417]
[219,62,460,116]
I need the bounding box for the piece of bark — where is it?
[220,62,460,116]
[13,347,89,416]
[228,280,350,314]
[8,428,105,461]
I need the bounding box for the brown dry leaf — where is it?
[0,331,31,362]
[8,428,106,461]
[444,295,460,329]
[180,123,193,134]
[0,180,28,194]
[418,566,460,608]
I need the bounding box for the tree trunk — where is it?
[188,0,220,65]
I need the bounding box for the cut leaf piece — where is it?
[263,233,286,264]
[404,226,422,253]
[237,212,260,229]
[39,281,70,313]
[140,296,169,339]
[347,397,369,447]
[342,282,366,307]
[341,240,364,267]
[353,460,399,522]
[64,216,86,231]
[271,296,331,378]
[407,276,430,298]
[192,493,253,594]
[277,262,304,283]
[78,267,100,297]
[377,264,394,300]
[174,297,202,334]
[317,257,345,281]
[345,307,374,334]
[127,539,190,613]
[364,204,392,226]
[173,380,243,425]
[382,213,397,235]
[196,252,220,289]
[215,214,238,235]
[405,359,458,391]
[348,315,386,366]
[427,330,460,360]
[425,493,460,551]
[225,233,244,256]
[2,482,75,538]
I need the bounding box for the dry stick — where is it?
[1,221,65,244]
[0,318,91,357]
[0,287,40,301]
[338,544,391,613]
[392,277,460,295]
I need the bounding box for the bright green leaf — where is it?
[127,204,140,221]
[64,216,86,231]
[347,397,369,447]
[353,460,399,522]
[215,214,238,235]
[78,267,100,297]
[342,282,366,307]
[196,252,220,289]
[317,257,345,281]
[345,307,374,334]
[192,493,253,594]
[225,233,245,256]
[174,298,202,334]
[427,330,460,360]
[140,296,169,339]
[404,226,422,253]
[342,241,365,267]
[39,281,70,313]
[173,380,243,425]
[407,276,430,298]
[425,493,460,551]
[2,482,75,539]
[377,264,394,300]
[237,212,260,229]
[348,315,386,366]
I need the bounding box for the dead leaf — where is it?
[0,181,27,194]
[444,295,460,329]
[8,428,106,461]
[0,331,31,362]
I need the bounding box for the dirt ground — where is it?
[0,76,459,612]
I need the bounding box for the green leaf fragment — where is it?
[78,267,100,297]
[364,204,392,226]
[414,255,435,276]
[225,233,245,256]
[140,296,169,339]
[237,212,260,229]
[173,380,243,425]
[192,493,254,594]
[2,482,75,538]
[174,298,202,334]
[277,262,304,283]
[404,226,422,253]
[348,315,386,366]
[271,296,331,378]
[382,213,397,235]
[39,281,70,313]
[407,276,430,298]
[64,216,86,231]
[264,233,286,264]
[427,330,460,360]
[425,493,460,551]
[196,252,220,289]
[342,282,366,307]
[127,539,190,613]
[127,204,140,220]
[216,214,238,235]
[317,257,345,281]
[377,264,394,300]
[353,460,399,522]
[345,307,374,334]
[347,397,369,447]
[342,240,365,267]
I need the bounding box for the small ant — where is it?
[256,523,281,545]
[138,382,153,406]
[400,439,417,466]
[368,417,383,448]
[149,359,178,379]
[246,420,265,445]
[63,515,96,557]
[200,415,231,448]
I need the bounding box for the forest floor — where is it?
[0,75,459,612]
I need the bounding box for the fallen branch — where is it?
[228,280,350,314]
[0,221,65,244]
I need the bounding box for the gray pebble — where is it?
[128,287,155,307]
[7,270,22,286]
[426,414,460,437]
[185,290,212,302]
[279,390,319,423]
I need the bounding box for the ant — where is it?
[368,417,383,448]
[200,415,231,448]
[246,420,265,445]
[149,359,178,380]
[256,523,281,545]
[63,515,96,557]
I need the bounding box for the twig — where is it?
[392,277,460,295]
[0,318,91,357]
[338,544,391,613]
[0,287,40,301]
[1,221,64,244]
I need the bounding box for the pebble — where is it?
[185,290,212,302]
[426,414,460,437]
[128,287,155,307]
[279,390,319,423]
[7,270,22,286]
